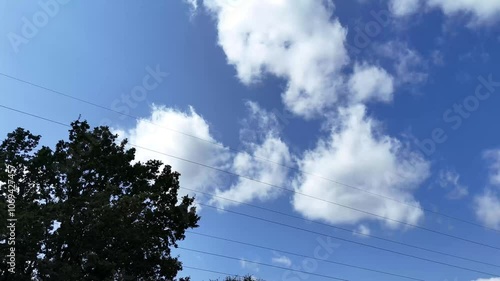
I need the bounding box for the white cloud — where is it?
[348,63,395,103]
[353,224,371,238]
[202,0,349,118]
[211,102,292,208]
[272,254,292,267]
[211,137,291,206]
[474,190,500,229]
[375,41,428,86]
[200,0,414,117]
[115,105,231,196]
[239,101,282,143]
[187,1,430,230]
[292,104,430,228]
[390,0,421,16]
[427,0,500,23]
[184,0,198,10]
[473,150,500,229]
[116,102,292,209]
[484,149,500,186]
[438,169,469,200]
[390,0,500,24]
[472,278,500,281]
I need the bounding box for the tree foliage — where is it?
[0,121,199,280]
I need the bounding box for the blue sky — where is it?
[1,0,500,280]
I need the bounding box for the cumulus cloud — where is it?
[474,191,500,229]
[292,105,430,228]
[472,278,500,281]
[115,105,231,196]
[187,1,431,230]
[348,63,395,103]
[390,0,500,24]
[200,0,416,118]
[202,0,349,118]
[211,102,292,208]
[438,169,469,200]
[115,102,292,210]
[211,136,291,207]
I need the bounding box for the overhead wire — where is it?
[1,72,498,234]
[186,231,426,281]
[179,247,350,281]
[180,187,500,269]
[195,202,498,277]
[1,103,499,252]
[1,104,499,278]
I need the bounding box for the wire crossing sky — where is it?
[1,104,499,280]
[1,71,498,234]
[1,0,500,280]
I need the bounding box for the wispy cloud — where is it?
[438,169,469,200]
[353,224,371,238]
[389,0,500,25]
[271,254,292,267]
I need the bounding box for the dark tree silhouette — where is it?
[0,121,199,281]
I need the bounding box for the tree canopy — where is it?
[0,121,199,280]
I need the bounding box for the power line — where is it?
[0,105,497,278]
[186,231,426,281]
[181,187,500,269]
[178,247,350,281]
[130,142,500,251]
[1,103,499,252]
[195,202,498,277]
[1,72,498,234]
[0,104,72,128]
